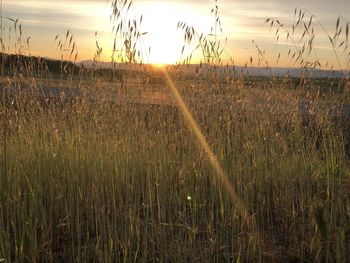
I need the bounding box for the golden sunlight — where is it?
[82,1,212,64]
[134,2,212,65]
[152,63,166,69]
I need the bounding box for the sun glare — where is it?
[6,1,223,64]
[152,63,166,69]
[134,2,212,65]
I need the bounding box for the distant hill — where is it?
[80,60,149,71]
[0,53,123,80]
[0,52,80,75]
[170,64,347,79]
[0,53,346,79]
[236,66,346,79]
[80,60,347,79]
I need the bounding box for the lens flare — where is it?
[161,68,253,225]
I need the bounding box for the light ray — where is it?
[161,67,253,226]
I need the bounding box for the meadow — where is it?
[1,1,350,262]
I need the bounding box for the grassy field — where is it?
[1,0,350,261]
[0,70,350,262]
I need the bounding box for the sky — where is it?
[1,0,350,68]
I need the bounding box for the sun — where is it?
[72,1,214,64]
[152,63,166,69]
[134,2,212,65]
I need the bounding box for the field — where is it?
[0,67,349,262]
[1,0,350,262]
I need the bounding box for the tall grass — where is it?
[0,0,350,262]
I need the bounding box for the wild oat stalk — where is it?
[266,8,350,75]
[109,0,148,64]
[176,0,229,68]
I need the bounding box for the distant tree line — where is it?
[0,53,124,82]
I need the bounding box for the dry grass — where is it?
[0,0,350,262]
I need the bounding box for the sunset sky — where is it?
[2,0,350,68]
